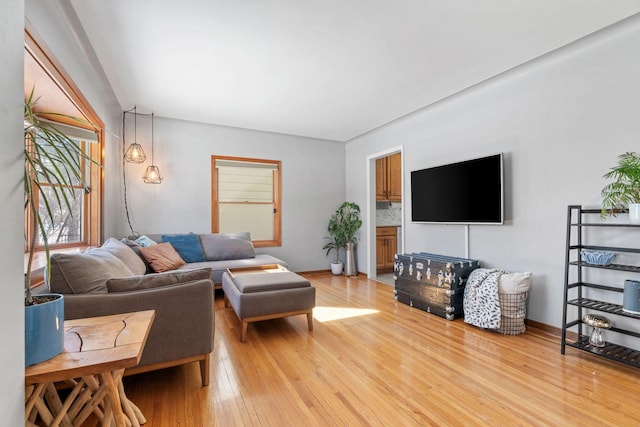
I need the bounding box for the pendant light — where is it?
[142,113,163,184]
[124,106,146,163]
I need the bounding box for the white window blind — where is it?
[213,157,281,245]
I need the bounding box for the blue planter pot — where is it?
[25,294,64,367]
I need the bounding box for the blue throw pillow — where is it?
[161,233,206,263]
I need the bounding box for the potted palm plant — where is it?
[323,234,347,275]
[601,152,640,224]
[322,202,362,275]
[24,89,99,365]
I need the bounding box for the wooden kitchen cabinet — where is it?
[376,153,401,202]
[376,226,397,273]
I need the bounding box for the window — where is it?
[24,25,104,254]
[29,124,99,247]
[212,156,281,247]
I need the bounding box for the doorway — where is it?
[366,147,404,282]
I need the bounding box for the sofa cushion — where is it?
[139,242,186,272]
[229,271,310,293]
[161,233,206,263]
[106,268,213,293]
[498,272,532,294]
[121,238,154,274]
[49,251,134,294]
[95,237,147,276]
[199,232,256,261]
[135,235,157,247]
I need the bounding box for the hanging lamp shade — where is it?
[143,112,163,184]
[142,165,163,184]
[124,143,146,163]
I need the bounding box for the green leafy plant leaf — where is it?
[601,152,640,217]
[24,88,101,304]
[323,202,362,262]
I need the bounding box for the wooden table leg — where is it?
[307,310,314,331]
[100,370,128,427]
[73,375,107,425]
[241,320,249,342]
[25,383,52,425]
[115,369,146,427]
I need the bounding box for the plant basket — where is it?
[494,291,528,335]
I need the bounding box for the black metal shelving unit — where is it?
[561,205,640,368]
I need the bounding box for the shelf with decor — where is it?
[561,205,640,368]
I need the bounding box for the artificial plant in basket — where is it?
[24,89,100,365]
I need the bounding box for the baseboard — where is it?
[294,273,566,338]
[125,354,210,386]
[525,319,577,340]
[298,269,367,277]
[297,269,332,276]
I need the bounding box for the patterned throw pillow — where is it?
[135,235,157,247]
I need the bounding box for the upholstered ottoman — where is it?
[222,265,316,342]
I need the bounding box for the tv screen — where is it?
[411,153,503,224]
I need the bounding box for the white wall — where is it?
[120,117,346,272]
[0,0,27,422]
[346,16,640,327]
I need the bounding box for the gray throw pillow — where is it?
[94,237,147,276]
[48,251,134,294]
[106,268,212,293]
[199,232,256,261]
[121,238,154,274]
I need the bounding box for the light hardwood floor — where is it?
[122,273,640,426]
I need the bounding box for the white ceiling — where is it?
[69,1,640,142]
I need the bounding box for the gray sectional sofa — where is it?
[46,232,287,385]
[143,232,288,285]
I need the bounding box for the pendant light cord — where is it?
[122,107,138,238]
[151,112,154,164]
[123,107,158,236]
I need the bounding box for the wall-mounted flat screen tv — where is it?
[411,153,503,224]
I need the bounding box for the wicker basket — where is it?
[495,291,528,335]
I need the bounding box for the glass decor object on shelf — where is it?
[623,280,640,314]
[582,314,611,348]
[580,250,616,266]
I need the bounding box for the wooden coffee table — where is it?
[25,310,155,427]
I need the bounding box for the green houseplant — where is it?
[601,152,640,223]
[322,202,362,275]
[24,89,99,365]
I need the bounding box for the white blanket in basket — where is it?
[463,268,505,329]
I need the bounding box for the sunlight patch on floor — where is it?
[313,306,379,322]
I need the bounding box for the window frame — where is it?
[24,24,104,255]
[28,136,94,249]
[211,155,282,247]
